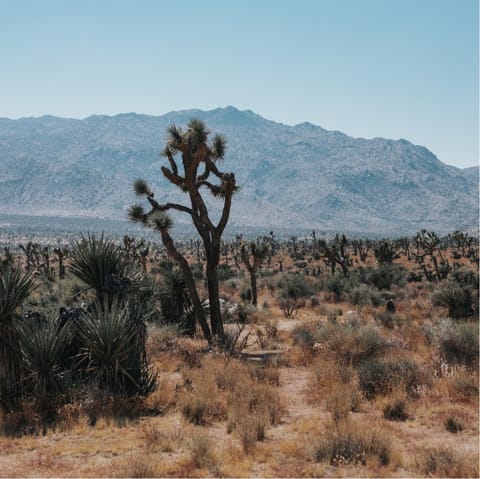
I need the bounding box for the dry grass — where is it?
[413,445,479,477]
[1,246,478,477]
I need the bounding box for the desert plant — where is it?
[348,284,383,308]
[70,234,149,305]
[129,118,237,343]
[358,356,427,399]
[186,431,216,468]
[365,264,406,290]
[433,283,475,319]
[237,240,269,307]
[374,240,399,264]
[157,267,195,335]
[315,322,388,367]
[445,415,464,433]
[0,266,35,409]
[314,422,391,466]
[17,317,72,399]
[439,321,479,368]
[383,398,409,421]
[415,446,479,477]
[77,300,156,397]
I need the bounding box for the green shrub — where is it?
[292,323,315,348]
[433,284,475,319]
[358,357,427,399]
[277,273,314,300]
[374,311,401,329]
[348,284,383,308]
[366,264,406,290]
[439,321,479,368]
[323,274,349,301]
[315,323,388,367]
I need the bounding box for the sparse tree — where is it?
[129,119,237,342]
[237,241,269,307]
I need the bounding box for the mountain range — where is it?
[0,106,477,235]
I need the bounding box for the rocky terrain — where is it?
[0,106,477,234]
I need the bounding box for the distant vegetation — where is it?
[0,119,478,477]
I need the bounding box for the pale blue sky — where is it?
[0,0,478,168]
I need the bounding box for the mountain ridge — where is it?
[0,106,477,234]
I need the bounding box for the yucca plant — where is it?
[70,234,148,304]
[0,266,35,409]
[157,267,195,335]
[77,300,156,397]
[17,318,72,398]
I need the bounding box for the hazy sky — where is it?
[0,0,478,168]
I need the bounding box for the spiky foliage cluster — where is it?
[0,266,35,408]
[70,234,130,302]
[77,300,156,397]
[17,318,72,398]
[157,267,193,330]
[69,235,156,396]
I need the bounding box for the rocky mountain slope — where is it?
[0,106,477,234]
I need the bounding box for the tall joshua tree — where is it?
[129,119,237,342]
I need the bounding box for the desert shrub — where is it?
[451,266,479,289]
[314,423,391,466]
[186,431,215,468]
[236,413,267,453]
[358,356,427,399]
[0,400,40,437]
[374,311,401,329]
[415,446,479,477]
[77,300,157,398]
[448,369,479,399]
[433,283,475,319]
[277,273,314,300]
[86,395,144,427]
[157,267,194,333]
[383,398,409,421]
[323,273,349,301]
[439,321,479,368]
[234,302,257,323]
[348,284,383,308]
[250,366,280,387]
[217,263,236,281]
[240,287,252,302]
[114,456,156,478]
[445,415,464,433]
[315,322,388,367]
[17,318,72,399]
[365,264,406,290]
[179,380,227,425]
[310,295,320,306]
[326,384,362,422]
[292,323,315,349]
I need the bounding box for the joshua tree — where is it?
[237,241,269,307]
[53,246,68,279]
[374,240,399,265]
[318,234,351,277]
[129,119,237,342]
